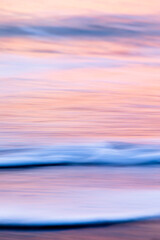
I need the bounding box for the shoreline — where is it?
[0,219,159,240]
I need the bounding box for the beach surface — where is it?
[0,220,159,240]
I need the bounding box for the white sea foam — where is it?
[0,189,160,226]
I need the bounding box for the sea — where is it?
[0,11,160,239]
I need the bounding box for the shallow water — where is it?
[0,162,160,226]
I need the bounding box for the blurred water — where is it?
[0,0,160,235]
[0,165,160,226]
[0,18,160,145]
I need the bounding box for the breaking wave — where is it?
[0,141,160,168]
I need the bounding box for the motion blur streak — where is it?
[0,0,160,239]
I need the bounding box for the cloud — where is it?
[0,15,159,41]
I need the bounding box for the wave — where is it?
[0,141,160,168]
[0,214,159,230]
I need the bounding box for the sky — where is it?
[0,0,160,145]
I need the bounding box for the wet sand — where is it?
[0,220,159,240]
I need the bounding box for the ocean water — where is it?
[0,141,160,228]
[0,0,160,233]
